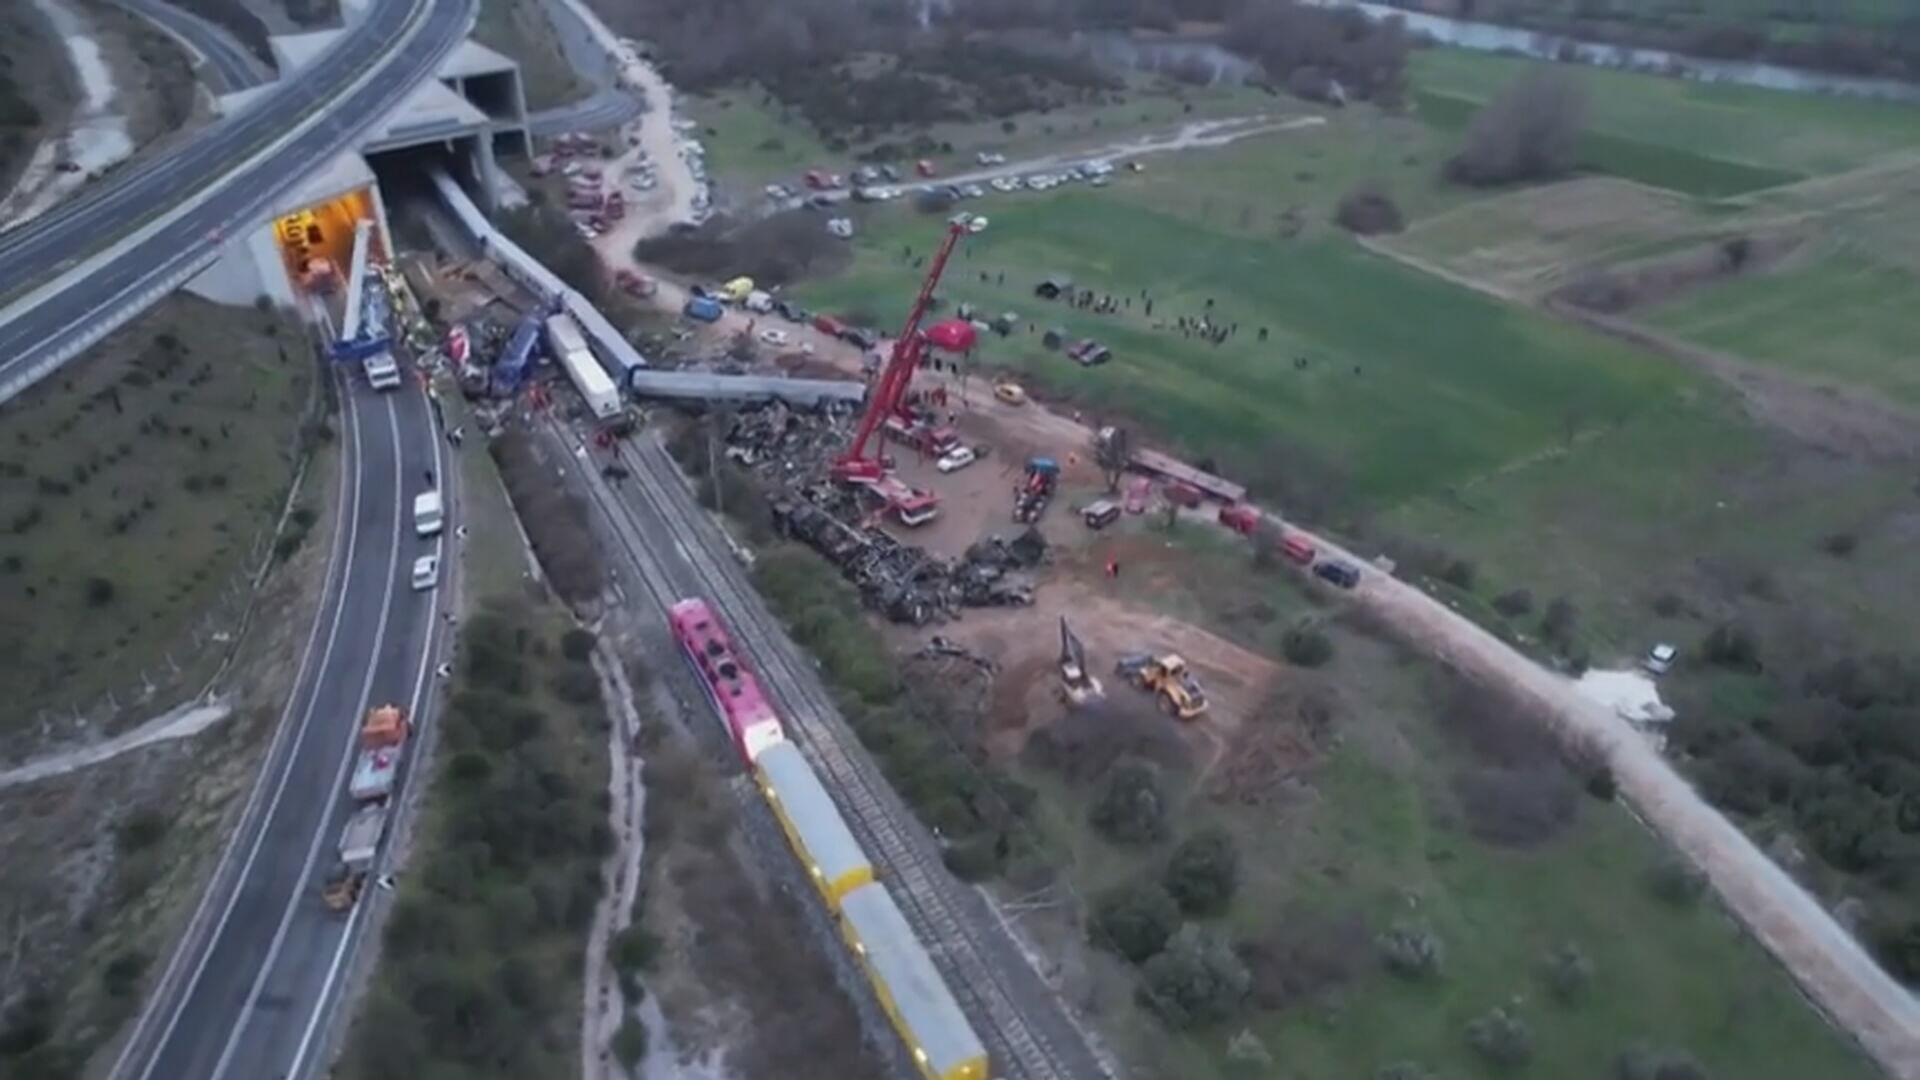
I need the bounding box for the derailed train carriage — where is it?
[668,598,989,1080]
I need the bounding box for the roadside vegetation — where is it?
[471,0,587,112]
[0,296,312,760]
[337,596,610,1080]
[87,0,198,145]
[0,0,72,192]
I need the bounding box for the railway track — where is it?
[547,416,1108,1080]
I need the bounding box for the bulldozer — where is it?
[1058,617,1103,707]
[1115,652,1209,721]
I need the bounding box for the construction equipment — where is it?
[320,804,388,912]
[1058,617,1103,706]
[832,214,987,526]
[1014,456,1059,524]
[1115,652,1209,721]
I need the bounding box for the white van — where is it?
[363,350,401,391]
[412,490,444,538]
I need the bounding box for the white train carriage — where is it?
[755,741,873,908]
[840,883,990,1080]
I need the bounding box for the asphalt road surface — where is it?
[0,0,474,405]
[110,372,452,1080]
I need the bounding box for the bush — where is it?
[1376,922,1444,981]
[1646,857,1707,908]
[1333,181,1406,235]
[1492,588,1534,617]
[560,627,598,663]
[1616,1043,1710,1080]
[1091,757,1170,846]
[1466,1006,1533,1068]
[612,926,660,974]
[117,809,169,852]
[84,576,116,607]
[942,833,1001,881]
[1376,1064,1435,1080]
[1281,623,1335,668]
[550,662,602,705]
[100,949,149,999]
[612,1015,649,1068]
[1139,924,1249,1028]
[1163,827,1240,915]
[1541,941,1593,1003]
[1820,531,1858,558]
[1091,881,1182,964]
[1540,596,1578,649]
[1701,624,1761,672]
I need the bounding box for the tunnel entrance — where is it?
[272,186,382,295]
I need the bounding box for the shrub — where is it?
[1281,623,1335,668]
[1139,924,1250,1028]
[84,576,116,607]
[612,1015,649,1068]
[101,948,149,999]
[612,926,660,974]
[1616,1043,1710,1080]
[1701,624,1761,672]
[1445,67,1587,186]
[117,809,169,852]
[1492,588,1534,617]
[1376,1064,1435,1080]
[1466,1006,1532,1068]
[1376,922,1444,981]
[1541,941,1594,1003]
[1091,881,1182,964]
[942,833,1001,882]
[1091,756,1169,846]
[1646,856,1707,908]
[1820,531,1858,558]
[559,627,598,663]
[1163,827,1240,915]
[1333,181,1406,235]
[550,662,602,705]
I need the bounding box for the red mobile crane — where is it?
[831,213,986,526]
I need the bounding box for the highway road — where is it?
[117,0,272,94]
[0,0,475,406]
[109,372,453,1080]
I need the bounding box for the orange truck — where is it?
[322,706,409,912]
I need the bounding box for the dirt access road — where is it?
[581,43,1920,1074]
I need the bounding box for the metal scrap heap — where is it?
[723,403,1040,625]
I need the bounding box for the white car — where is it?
[411,554,440,591]
[936,446,978,473]
[757,328,790,347]
[1644,643,1678,675]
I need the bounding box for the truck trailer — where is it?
[321,804,388,912]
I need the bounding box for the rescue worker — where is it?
[1105,558,1120,579]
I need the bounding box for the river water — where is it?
[1305,0,1920,102]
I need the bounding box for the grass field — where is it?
[1412,48,1920,182]
[0,296,310,744]
[1003,533,1877,1080]
[1380,176,1725,297]
[796,194,1686,506]
[686,75,1281,190]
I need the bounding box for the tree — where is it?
[84,576,116,607]
[1493,588,1534,617]
[1164,827,1240,915]
[1445,67,1588,186]
[1701,623,1761,672]
[1282,623,1335,668]
[612,1015,650,1068]
[1466,1006,1533,1068]
[1376,922,1444,980]
[1541,941,1594,1003]
[1646,856,1707,908]
[1090,881,1182,963]
[1334,181,1406,235]
[1091,756,1170,845]
[1376,1064,1435,1080]
[1139,924,1250,1027]
[1092,425,1130,493]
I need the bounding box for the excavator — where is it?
[1115,652,1209,721]
[1058,617,1103,707]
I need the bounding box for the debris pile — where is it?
[723,402,1042,625]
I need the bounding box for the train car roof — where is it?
[758,741,867,893]
[842,883,985,1077]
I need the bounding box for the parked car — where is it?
[1312,559,1361,589]
[1644,643,1678,675]
[843,327,878,349]
[1083,499,1121,529]
[936,446,978,473]
[758,328,791,347]
[411,554,440,591]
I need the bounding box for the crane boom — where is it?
[833,216,978,484]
